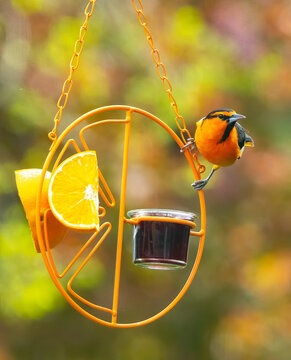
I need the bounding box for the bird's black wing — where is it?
[235,122,248,149]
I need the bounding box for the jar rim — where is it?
[127,208,197,222]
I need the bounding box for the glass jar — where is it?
[127,209,197,270]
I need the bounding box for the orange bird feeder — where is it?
[30,0,207,327]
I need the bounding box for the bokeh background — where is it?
[1,0,291,359]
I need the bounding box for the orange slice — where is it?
[15,169,67,252]
[48,151,99,230]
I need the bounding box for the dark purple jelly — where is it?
[127,209,196,270]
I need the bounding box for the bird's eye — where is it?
[218,114,224,120]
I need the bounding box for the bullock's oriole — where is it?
[182,109,254,190]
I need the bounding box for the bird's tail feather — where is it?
[245,134,254,147]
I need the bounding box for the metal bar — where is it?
[111,111,132,323]
[67,222,113,313]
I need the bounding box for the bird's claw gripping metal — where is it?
[180,138,196,153]
[191,179,208,191]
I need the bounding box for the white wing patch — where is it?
[238,146,245,159]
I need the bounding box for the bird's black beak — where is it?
[228,113,246,124]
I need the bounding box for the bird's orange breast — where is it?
[195,118,240,167]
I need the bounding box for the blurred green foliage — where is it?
[1,0,291,359]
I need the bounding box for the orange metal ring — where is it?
[36,105,206,327]
[124,216,197,229]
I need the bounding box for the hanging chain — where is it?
[48,0,96,146]
[131,0,205,174]
[48,0,205,174]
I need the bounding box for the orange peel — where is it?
[15,169,67,252]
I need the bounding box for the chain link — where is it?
[131,0,205,173]
[48,0,97,144]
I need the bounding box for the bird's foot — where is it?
[191,179,208,191]
[180,138,196,153]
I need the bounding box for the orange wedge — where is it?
[15,169,67,252]
[48,151,99,230]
